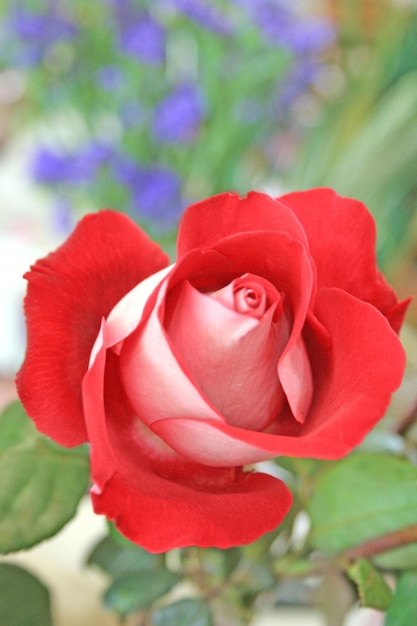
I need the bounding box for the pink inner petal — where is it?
[105,264,174,349]
[278,334,313,423]
[208,273,283,321]
[119,280,223,428]
[233,283,266,317]
[166,280,288,431]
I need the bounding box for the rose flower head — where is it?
[16,189,408,552]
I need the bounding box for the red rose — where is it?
[16,189,408,552]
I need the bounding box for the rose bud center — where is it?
[162,273,289,431]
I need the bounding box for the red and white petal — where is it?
[293,287,407,455]
[212,232,316,422]
[119,281,224,427]
[83,311,293,553]
[279,188,408,329]
[16,210,169,446]
[82,320,116,486]
[278,334,313,424]
[177,191,308,258]
[153,288,406,464]
[167,280,286,430]
[105,264,174,349]
[91,465,293,553]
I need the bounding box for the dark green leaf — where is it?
[104,569,182,616]
[87,534,163,579]
[347,559,392,610]
[152,599,212,626]
[307,453,417,565]
[0,563,52,626]
[385,571,417,626]
[0,401,90,553]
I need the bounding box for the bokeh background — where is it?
[0,1,416,625]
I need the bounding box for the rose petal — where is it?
[91,466,293,553]
[17,210,169,446]
[105,264,174,349]
[82,319,116,486]
[167,280,287,430]
[279,188,408,330]
[83,312,293,552]
[177,191,308,258]
[120,280,224,427]
[278,334,313,424]
[211,232,316,423]
[210,273,283,320]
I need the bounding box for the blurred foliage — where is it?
[287,1,417,274]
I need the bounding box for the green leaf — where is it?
[385,571,417,626]
[347,558,392,610]
[0,563,52,626]
[152,599,212,626]
[307,453,417,564]
[0,401,90,553]
[104,569,182,617]
[87,534,163,579]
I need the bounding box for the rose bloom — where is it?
[17,189,408,552]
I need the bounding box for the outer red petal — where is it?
[84,320,293,552]
[177,191,308,258]
[278,188,408,331]
[91,468,293,553]
[16,211,169,446]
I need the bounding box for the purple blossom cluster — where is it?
[232,0,336,53]
[32,143,112,186]
[167,0,235,36]
[4,4,78,66]
[153,84,206,144]
[1,0,337,229]
[118,14,166,65]
[31,144,183,226]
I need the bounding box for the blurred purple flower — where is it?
[269,17,336,53]
[32,148,74,183]
[232,0,335,53]
[113,156,182,224]
[275,58,319,109]
[153,84,205,143]
[119,14,166,65]
[32,142,112,185]
[105,0,136,23]
[7,6,78,65]
[112,154,139,187]
[11,7,77,40]
[132,166,183,223]
[170,0,234,36]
